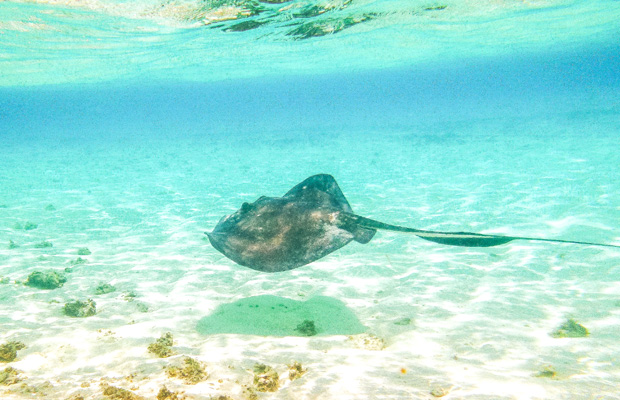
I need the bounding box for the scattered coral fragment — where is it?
[253,364,279,392]
[165,357,208,384]
[148,333,174,358]
[287,361,306,381]
[551,318,589,338]
[295,320,317,336]
[25,270,67,289]
[0,341,26,362]
[63,299,97,317]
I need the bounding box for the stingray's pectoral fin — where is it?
[414,232,516,247]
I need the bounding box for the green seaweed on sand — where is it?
[63,299,97,317]
[165,357,208,384]
[551,318,589,338]
[77,247,92,255]
[534,364,557,378]
[0,366,23,385]
[287,361,306,381]
[23,221,38,230]
[148,333,174,358]
[69,257,88,266]
[123,291,138,301]
[101,383,145,399]
[253,364,279,392]
[8,240,19,249]
[34,240,53,248]
[94,283,117,295]
[25,270,67,289]
[156,386,185,400]
[0,341,26,362]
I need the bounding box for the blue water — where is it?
[1,1,620,399]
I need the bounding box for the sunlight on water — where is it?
[1,0,620,85]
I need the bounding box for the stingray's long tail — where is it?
[342,213,620,249]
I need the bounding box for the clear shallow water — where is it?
[1,0,620,85]
[1,1,620,399]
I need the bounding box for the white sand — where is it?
[1,108,619,399]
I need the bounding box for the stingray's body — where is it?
[207,175,376,272]
[207,174,619,272]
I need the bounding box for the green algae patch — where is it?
[25,270,67,289]
[101,383,145,400]
[63,299,97,317]
[15,221,38,230]
[148,333,174,358]
[69,257,88,266]
[0,342,26,362]
[253,364,279,392]
[165,357,208,384]
[551,319,589,338]
[94,283,117,295]
[287,361,306,381]
[77,247,92,255]
[34,240,53,248]
[535,364,557,378]
[197,295,365,336]
[0,366,23,385]
[156,386,185,400]
[8,240,19,249]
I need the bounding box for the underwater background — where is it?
[1,0,620,399]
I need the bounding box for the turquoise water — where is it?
[1,1,620,399]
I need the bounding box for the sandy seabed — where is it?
[1,111,620,400]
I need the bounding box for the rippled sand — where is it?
[1,104,619,399]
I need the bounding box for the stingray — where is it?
[206,174,619,272]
